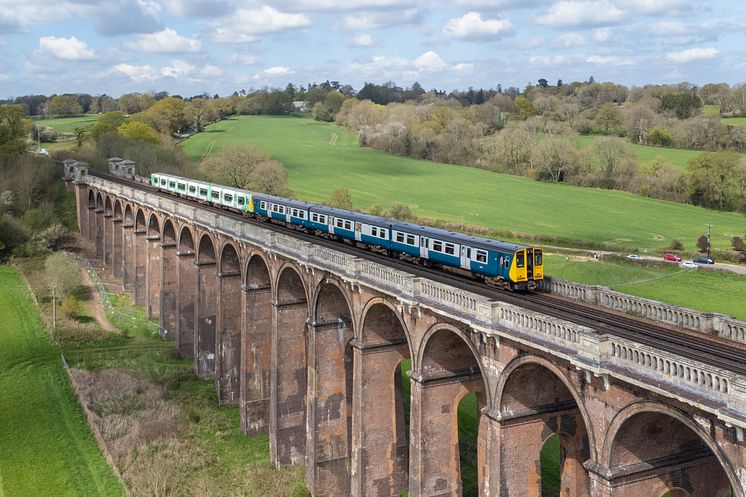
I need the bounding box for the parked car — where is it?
[680,261,698,269]
[663,253,682,262]
[626,254,643,260]
[693,257,714,264]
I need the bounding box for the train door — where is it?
[460,246,471,269]
[526,248,534,279]
[354,222,362,241]
[420,236,428,258]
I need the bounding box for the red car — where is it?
[664,253,682,262]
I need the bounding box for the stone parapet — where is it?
[539,275,746,344]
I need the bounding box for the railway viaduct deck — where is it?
[64,160,746,497]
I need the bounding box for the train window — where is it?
[395,232,404,243]
[224,193,233,203]
[335,218,343,228]
[444,243,455,255]
[504,257,510,269]
[188,185,196,194]
[211,191,220,199]
[516,252,525,268]
[161,179,167,186]
[178,183,186,190]
[432,240,443,252]
[345,220,352,230]
[199,188,208,197]
[407,234,416,245]
[476,250,488,264]
[169,181,176,188]
[535,250,543,265]
[260,201,267,210]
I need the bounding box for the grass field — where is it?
[33,115,98,134]
[545,254,746,320]
[576,134,705,171]
[180,116,746,253]
[723,117,746,126]
[0,266,125,497]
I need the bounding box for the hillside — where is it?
[181,116,745,253]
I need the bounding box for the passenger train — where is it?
[151,173,544,291]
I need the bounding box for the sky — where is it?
[0,0,744,98]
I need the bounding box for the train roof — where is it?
[253,193,316,210]
[309,204,391,226]
[391,220,531,253]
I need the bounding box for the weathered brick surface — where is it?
[160,242,177,339]
[217,271,241,404]
[146,236,161,319]
[133,230,147,305]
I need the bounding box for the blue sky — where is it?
[0,0,744,98]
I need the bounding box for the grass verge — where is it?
[0,265,126,497]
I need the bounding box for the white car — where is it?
[626,254,643,260]
[679,261,698,269]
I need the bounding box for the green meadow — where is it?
[180,116,746,253]
[33,115,98,134]
[0,266,125,497]
[545,254,746,320]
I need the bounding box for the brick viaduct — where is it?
[65,162,746,497]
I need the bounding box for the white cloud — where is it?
[163,0,231,18]
[230,54,260,65]
[80,0,163,36]
[536,1,624,28]
[263,66,295,76]
[112,63,159,82]
[614,0,691,15]
[456,0,546,7]
[665,47,718,63]
[350,34,375,47]
[0,73,9,80]
[274,0,417,10]
[443,12,514,41]
[414,51,447,72]
[214,5,310,42]
[111,58,220,83]
[341,8,420,29]
[451,62,474,73]
[39,36,96,60]
[593,27,613,42]
[125,28,201,53]
[552,32,585,48]
[586,54,633,66]
[529,55,567,66]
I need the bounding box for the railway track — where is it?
[87,170,746,375]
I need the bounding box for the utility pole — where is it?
[706,224,713,259]
[51,284,57,335]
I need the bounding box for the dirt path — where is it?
[78,267,116,333]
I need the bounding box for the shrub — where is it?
[669,239,684,251]
[290,481,311,497]
[647,127,673,146]
[60,295,84,319]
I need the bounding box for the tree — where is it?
[89,111,127,140]
[73,127,87,148]
[531,135,580,182]
[687,151,744,211]
[118,122,160,144]
[623,104,656,144]
[0,105,29,161]
[697,235,709,253]
[201,144,269,189]
[584,137,639,189]
[514,96,537,120]
[660,93,702,119]
[732,236,744,252]
[45,95,82,117]
[44,252,80,301]
[328,187,353,209]
[646,127,673,146]
[249,160,291,196]
[595,103,622,135]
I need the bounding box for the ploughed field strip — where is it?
[92,170,746,376]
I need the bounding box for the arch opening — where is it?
[114,200,123,221]
[178,227,194,253]
[608,411,733,497]
[498,362,590,497]
[147,214,160,238]
[104,196,113,216]
[135,209,146,232]
[163,220,176,246]
[219,243,240,275]
[418,327,487,496]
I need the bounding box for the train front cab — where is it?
[509,248,544,290]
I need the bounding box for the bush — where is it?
[647,127,673,146]
[60,296,84,319]
[669,239,684,251]
[290,481,311,497]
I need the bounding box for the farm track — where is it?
[90,171,746,376]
